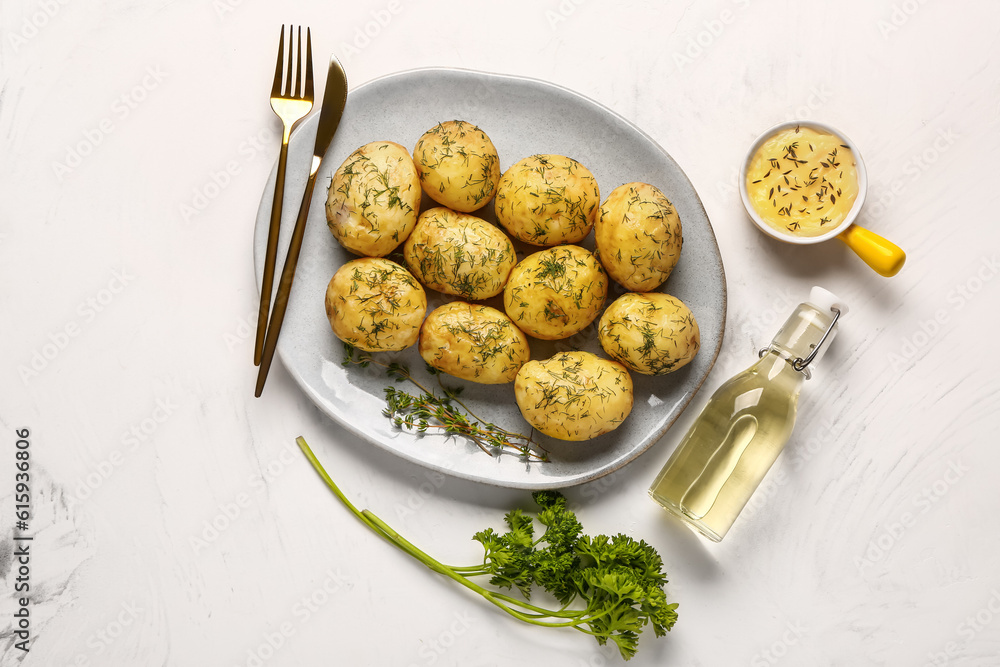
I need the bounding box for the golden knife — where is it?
[255,56,348,397]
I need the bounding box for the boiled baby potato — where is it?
[413,120,501,212]
[594,182,682,291]
[503,245,607,340]
[419,302,530,384]
[598,292,700,375]
[326,141,421,257]
[494,154,601,246]
[325,257,427,352]
[404,207,517,300]
[514,351,633,441]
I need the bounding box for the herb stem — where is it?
[298,436,550,626]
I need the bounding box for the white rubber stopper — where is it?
[807,286,848,317]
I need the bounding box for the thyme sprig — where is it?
[342,343,548,462]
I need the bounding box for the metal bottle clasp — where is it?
[758,306,842,376]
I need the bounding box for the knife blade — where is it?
[255,56,348,397]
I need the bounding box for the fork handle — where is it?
[255,162,320,397]
[254,137,292,365]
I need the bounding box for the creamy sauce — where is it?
[745,126,859,237]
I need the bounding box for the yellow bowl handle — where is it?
[837,225,906,277]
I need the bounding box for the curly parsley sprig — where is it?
[342,343,547,462]
[298,436,678,660]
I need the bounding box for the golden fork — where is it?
[255,25,314,366]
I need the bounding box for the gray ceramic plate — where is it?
[254,67,727,490]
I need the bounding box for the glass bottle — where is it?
[648,287,846,542]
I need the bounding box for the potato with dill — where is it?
[599,292,700,375]
[514,351,633,441]
[494,154,601,246]
[326,141,421,257]
[413,120,500,212]
[325,257,427,352]
[503,245,607,340]
[419,302,530,384]
[404,207,517,300]
[594,182,682,291]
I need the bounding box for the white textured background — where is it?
[2,0,999,665]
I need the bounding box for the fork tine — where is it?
[285,25,296,98]
[304,28,314,101]
[271,25,285,98]
[294,26,304,98]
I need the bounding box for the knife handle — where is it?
[255,165,320,397]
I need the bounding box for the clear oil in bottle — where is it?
[649,287,846,542]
